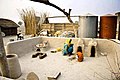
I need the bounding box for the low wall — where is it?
[106,40,120,73]
[6,37,42,57]
[42,37,117,55]
[6,36,119,57]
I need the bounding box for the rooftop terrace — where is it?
[1,36,120,80]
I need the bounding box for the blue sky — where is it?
[0,0,120,23]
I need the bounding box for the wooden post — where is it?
[0,27,10,77]
[72,23,77,38]
[62,23,65,32]
[118,21,120,40]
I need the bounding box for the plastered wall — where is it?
[6,36,119,58]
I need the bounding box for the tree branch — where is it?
[30,0,73,23]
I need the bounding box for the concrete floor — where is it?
[17,50,112,80]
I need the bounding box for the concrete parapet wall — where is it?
[42,37,116,56]
[107,40,120,73]
[6,36,120,58]
[6,37,42,57]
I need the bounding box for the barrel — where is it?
[78,15,98,38]
[99,14,117,39]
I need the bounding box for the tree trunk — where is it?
[0,27,10,77]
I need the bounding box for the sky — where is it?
[0,0,120,23]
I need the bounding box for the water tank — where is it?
[99,14,117,39]
[78,14,98,38]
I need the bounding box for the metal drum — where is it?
[99,15,117,39]
[78,15,98,38]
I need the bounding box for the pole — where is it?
[118,21,120,40]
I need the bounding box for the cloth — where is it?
[63,39,73,55]
[63,44,73,55]
[77,52,84,62]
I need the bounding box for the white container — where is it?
[7,54,22,79]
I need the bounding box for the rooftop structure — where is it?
[1,36,119,80]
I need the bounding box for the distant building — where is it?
[0,18,19,36]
